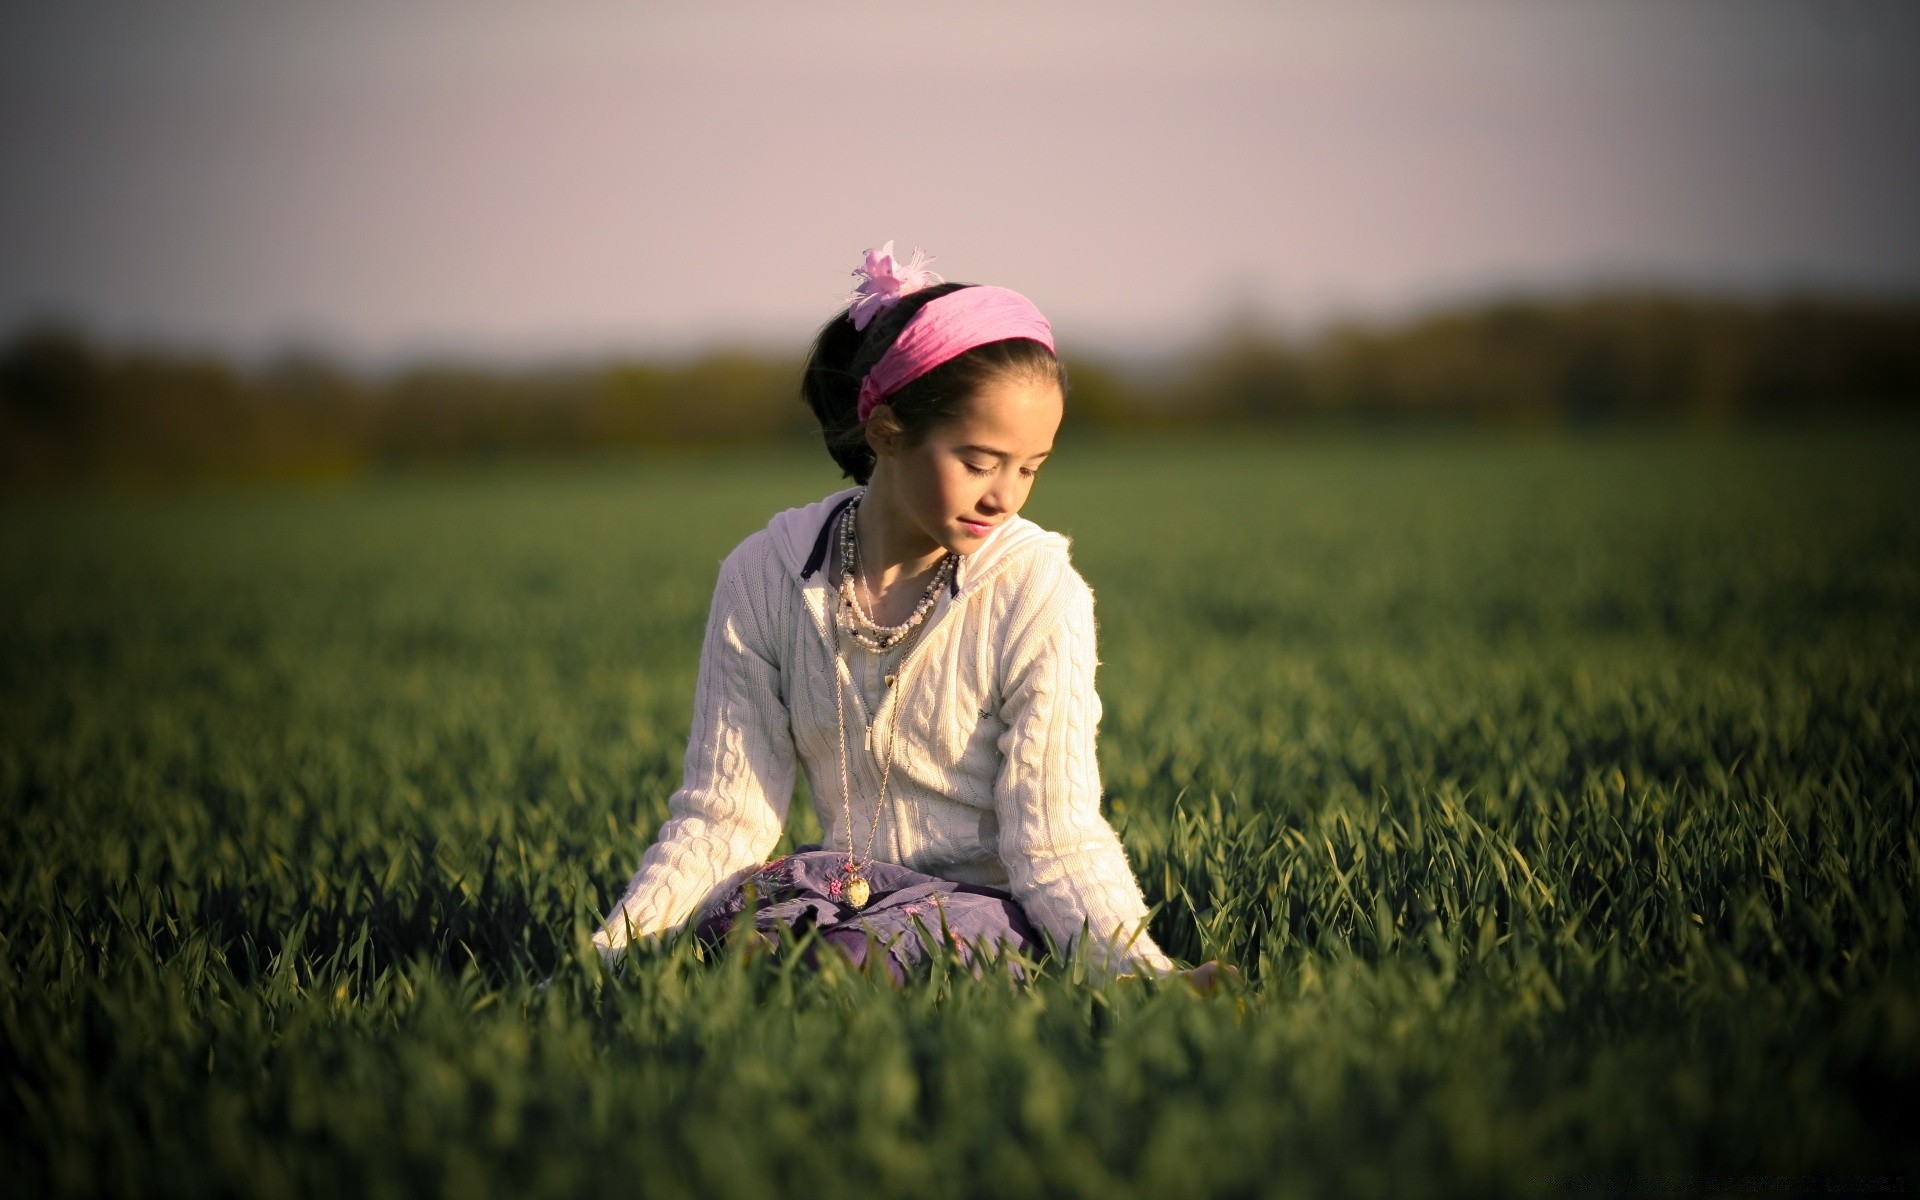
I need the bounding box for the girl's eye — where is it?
[963,462,992,477]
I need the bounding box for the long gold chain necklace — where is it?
[831,651,904,909]
[830,499,939,908]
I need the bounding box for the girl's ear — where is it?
[864,404,905,457]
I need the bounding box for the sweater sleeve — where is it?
[593,546,795,959]
[993,554,1179,980]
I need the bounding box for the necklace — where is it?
[829,496,944,908]
[836,492,955,652]
[831,650,904,909]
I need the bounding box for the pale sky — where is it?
[2,1,1917,363]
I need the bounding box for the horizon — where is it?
[12,282,1918,379]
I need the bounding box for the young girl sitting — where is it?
[594,242,1227,990]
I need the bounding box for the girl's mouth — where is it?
[959,519,994,537]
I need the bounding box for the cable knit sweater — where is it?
[593,486,1177,978]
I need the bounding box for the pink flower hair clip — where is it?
[845,240,943,331]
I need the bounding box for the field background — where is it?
[4,426,1917,1197]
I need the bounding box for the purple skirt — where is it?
[688,846,1045,985]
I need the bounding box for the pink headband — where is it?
[855,285,1056,423]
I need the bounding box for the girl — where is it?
[594,243,1228,991]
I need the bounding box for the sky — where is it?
[2,0,1917,364]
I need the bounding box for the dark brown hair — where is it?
[801,282,1068,484]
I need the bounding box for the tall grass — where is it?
[2,428,1916,1197]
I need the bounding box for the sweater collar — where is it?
[773,485,1064,599]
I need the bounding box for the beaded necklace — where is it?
[835,491,955,651]
[829,495,951,907]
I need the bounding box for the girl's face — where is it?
[870,371,1064,558]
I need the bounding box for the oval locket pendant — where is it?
[845,874,871,909]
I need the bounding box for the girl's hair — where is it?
[801,282,1069,484]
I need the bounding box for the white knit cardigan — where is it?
[593,486,1178,978]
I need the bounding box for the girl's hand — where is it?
[1118,959,1240,993]
[1183,960,1239,995]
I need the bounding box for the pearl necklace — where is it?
[835,492,956,653]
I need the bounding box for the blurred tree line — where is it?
[4,291,1917,489]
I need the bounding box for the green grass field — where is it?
[4,427,1917,1198]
